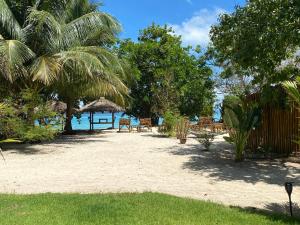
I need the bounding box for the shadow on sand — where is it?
[163,137,300,186]
[1,133,110,155]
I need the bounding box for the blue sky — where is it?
[102,0,245,46]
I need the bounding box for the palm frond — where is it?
[64,0,100,22]
[0,0,23,40]
[24,8,61,54]
[55,49,107,79]
[0,40,35,82]
[283,81,300,104]
[34,0,67,21]
[61,12,121,49]
[72,46,124,74]
[53,47,128,104]
[31,55,61,85]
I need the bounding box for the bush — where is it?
[20,126,57,143]
[0,89,60,143]
[197,132,215,151]
[224,100,260,161]
[160,111,179,137]
[176,117,190,140]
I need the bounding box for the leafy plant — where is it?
[118,24,214,124]
[197,132,215,151]
[283,78,300,146]
[20,126,57,143]
[0,94,59,143]
[223,101,260,161]
[176,117,190,143]
[159,111,179,137]
[0,0,128,133]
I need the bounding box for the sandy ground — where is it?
[0,129,299,215]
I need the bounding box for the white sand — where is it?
[0,129,299,214]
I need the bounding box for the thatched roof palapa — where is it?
[48,100,67,114]
[79,97,124,113]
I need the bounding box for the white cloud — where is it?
[186,0,192,4]
[171,8,226,47]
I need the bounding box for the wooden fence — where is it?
[247,103,300,155]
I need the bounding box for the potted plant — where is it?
[176,117,189,144]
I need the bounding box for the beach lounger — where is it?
[119,118,131,132]
[138,118,152,132]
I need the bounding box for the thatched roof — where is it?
[48,101,67,113]
[79,97,124,113]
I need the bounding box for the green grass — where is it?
[0,193,298,225]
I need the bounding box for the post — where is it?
[92,112,94,131]
[285,182,294,217]
[112,112,115,129]
[89,112,92,131]
[289,195,293,217]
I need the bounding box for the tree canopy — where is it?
[118,24,214,123]
[0,0,128,132]
[210,0,300,92]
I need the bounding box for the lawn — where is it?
[0,193,298,225]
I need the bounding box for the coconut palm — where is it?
[0,0,128,133]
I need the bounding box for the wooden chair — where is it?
[190,117,213,131]
[119,118,131,132]
[212,123,224,132]
[138,118,152,132]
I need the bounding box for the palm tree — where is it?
[283,78,300,105]
[223,100,260,161]
[0,0,128,133]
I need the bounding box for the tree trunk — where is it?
[27,107,35,126]
[64,100,74,134]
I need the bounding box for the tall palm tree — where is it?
[0,0,128,133]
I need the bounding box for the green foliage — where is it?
[197,132,215,151]
[20,125,57,143]
[176,117,190,140]
[118,24,214,123]
[0,0,129,133]
[210,1,300,91]
[283,77,300,147]
[223,100,261,161]
[0,89,59,143]
[0,193,297,225]
[159,110,179,137]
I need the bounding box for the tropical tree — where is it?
[283,78,300,105]
[223,100,260,161]
[118,24,214,124]
[0,0,128,133]
[210,0,300,92]
[211,0,300,107]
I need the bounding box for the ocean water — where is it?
[71,111,221,130]
[72,112,143,130]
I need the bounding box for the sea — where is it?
[71,111,221,130]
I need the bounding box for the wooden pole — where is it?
[112,112,115,129]
[89,112,92,131]
[92,112,94,131]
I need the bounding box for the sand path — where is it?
[0,130,299,214]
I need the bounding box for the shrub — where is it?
[20,126,57,143]
[223,100,260,161]
[160,111,179,137]
[197,132,215,151]
[0,89,60,143]
[176,117,190,141]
